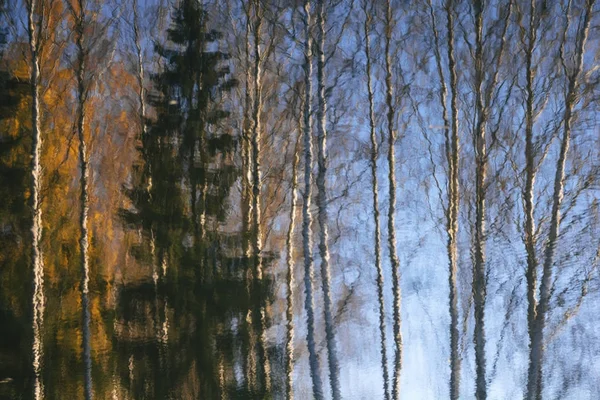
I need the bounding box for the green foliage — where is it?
[117,1,272,397]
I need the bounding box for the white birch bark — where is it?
[472,2,488,397]
[314,1,340,398]
[470,1,512,397]
[249,0,270,391]
[528,1,594,398]
[27,0,45,398]
[383,1,402,398]
[523,0,540,397]
[428,0,461,397]
[285,135,301,399]
[72,0,93,397]
[444,2,461,397]
[362,2,389,398]
[241,4,256,389]
[301,2,324,398]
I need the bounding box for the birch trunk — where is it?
[362,2,389,398]
[241,5,256,389]
[472,1,487,397]
[470,1,512,397]
[249,0,270,391]
[315,1,341,398]
[528,1,594,398]
[133,0,146,141]
[523,1,540,397]
[27,1,45,398]
[72,1,93,397]
[285,134,301,400]
[383,1,403,398]
[445,2,461,397]
[301,2,324,398]
[428,0,461,397]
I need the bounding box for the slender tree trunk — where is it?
[218,351,226,400]
[250,0,263,286]
[241,4,256,390]
[249,0,270,391]
[428,0,461,397]
[472,1,487,398]
[314,1,341,398]
[470,1,512,397]
[445,1,461,397]
[285,134,301,400]
[528,2,594,398]
[383,1,403,398]
[198,142,208,242]
[133,0,146,141]
[301,2,324,398]
[242,1,254,258]
[362,2,389,398]
[27,1,45,398]
[72,1,93,397]
[523,1,540,398]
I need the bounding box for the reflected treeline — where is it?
[2,0,600,398]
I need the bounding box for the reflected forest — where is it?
[1,0,600,398]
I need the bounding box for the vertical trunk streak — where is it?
[249,1,270,391]
[429,0,461,396]
[472,1,487,398]
[28,1,45,398]
[285,136,301,399]
[472,1,511,397]
[133,0,146,139]
[242,2,254,262]
[242,137,253,258]
[242,15,253,259]
[199,172,208,241]
[241,9,255,390]
[74,2,93,397]
[531,2,593,398]
[78,65,93,400]
[246,309,258,393]
[301,2,324,398]
[446,1,461,398]
[128,354,134,393]
[315,1,341,398]
[384,1,402,398]
[523,1,540,398]
[218,352,226,400]
[363,3,389,398]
